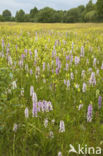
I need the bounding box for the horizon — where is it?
[0,0,97,16]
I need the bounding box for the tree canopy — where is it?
[0,0,103,23]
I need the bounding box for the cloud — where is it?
[0,0,97,16]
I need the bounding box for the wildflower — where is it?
[80,46,84,57]
[12,81,17,90]
[101,62,103,70]
[24,107,29,118]
[8,55,12,65]
[43,62,45,71]
[75,83,79,89]
[89,72,96,85]
[49,131,54,138]
[25,64,28,71]
[30,69,33,75]
[67,80,70,88]
[75,56,80,65]
[35,49,38,58]
[19,59,23,67]
[70,72,74,80]
[96,69,99,75]
[56,57,61,69]
[98,96,102,109]
[64,79,66,85]
[21,88,24,96]
[44,119,48,128]
[36,66,40,75]
[32,92,37,103]
[30,86,34,96]
[82,83,87,93]
[2,40,4,49]
[13,123,18,132]
[78,104,83,110]
[51,119,55,124]
[59,120,65,133]
[56,68,59,75]
[47,101,53,111]
[21,54,25,59]
[87,104,93,122]
[72,42,74,49]
[66,55,69,61]
[32,102,38,117]
[81,70,85,78]
[88,68,92,72]
[93,58,96,67]
[24,49,28,55]
[58,152,62,156]
[43,79,46,83]
[29,50,32,56]
[52,50,54,58]
[66,63,69,71]
[70,55,73,63]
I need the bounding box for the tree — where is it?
[0,15,4,21]
[37,7,56,23]
[24,14,30,22]
[30,7,38,18]
[29,7,38,22]
[96,0,103,18]
[65,8,81,23]
[84,10,98,22]
[86,0,94,12]
[15,9,25,22]
[2,10,12,21]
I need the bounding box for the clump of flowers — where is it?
[30,86,53,117]
[89,72,96,85]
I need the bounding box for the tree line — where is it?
[0,0,103,23]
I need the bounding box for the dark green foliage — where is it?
[96,0,103,19]
[0,0,103,23]
[2,10,12,21]
[15,10,25,22]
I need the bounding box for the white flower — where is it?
[82,83,87,93]
[21,88,24,96]
[80,46,85,57]
[59,120,65,133]
[75,56,80,65]
[13,123,18,132]
[58,152,62,156]
[78,104,83,110]
[51,119,55,124]
[24,107,29,118]
[49,131,54,138]
[67,80,70,88]
[8,55,12,65]
[44,119,48,128]
[30,86,34,96]
[70,72,74,80]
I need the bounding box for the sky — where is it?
[0,0,97,16]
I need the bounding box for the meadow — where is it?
[0,23,103,156]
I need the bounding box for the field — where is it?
[0,23,103,156]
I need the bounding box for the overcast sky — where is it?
[0,0,97,16]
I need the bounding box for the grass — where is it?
[0,23,103,156]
